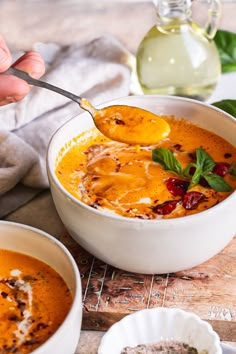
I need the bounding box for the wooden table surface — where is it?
[1,1,236,353]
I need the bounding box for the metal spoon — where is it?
[4,67,170,145]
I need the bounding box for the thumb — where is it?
[0,34,12,72]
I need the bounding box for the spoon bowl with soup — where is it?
[3,67,170,145]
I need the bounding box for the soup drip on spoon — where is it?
[4,67,170,144]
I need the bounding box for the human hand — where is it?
[0,34,45,106]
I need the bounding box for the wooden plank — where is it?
[59,232,236,341]
[81,312,236,342]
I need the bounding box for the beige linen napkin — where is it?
[0,35,132,217]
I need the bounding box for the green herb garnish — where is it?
[214,29,236,73]
[211,29,236,118]
[152,147,232,192]
[152,147,182,175]
[204,173,232,192]
[229,162,236,177]
[212,99,236,118]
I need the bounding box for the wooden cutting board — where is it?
[59,232,236,342]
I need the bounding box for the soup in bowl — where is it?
[47,95,236,274]
[0,221,82,354]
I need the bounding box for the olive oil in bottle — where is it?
[136,0,222,101]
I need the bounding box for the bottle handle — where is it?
[203,0,222,40]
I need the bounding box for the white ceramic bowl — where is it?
[0,220,82,354]
[98,307,222,354]
[47,95,236,274]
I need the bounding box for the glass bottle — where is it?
[136,0,222,101]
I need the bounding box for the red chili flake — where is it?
[8,314,20,322]
[166,178,189,197]
[189,166,196,175]
[36,322,48,331]
[199,177,210,187]
[224,153,232,159]
[89,200,101,209]
[23,338,40,345]
[114,118,125,125]
[136,215,148,219]
[188,151,197,161]
[3,346,17,353]
[172,143,182,151]
[152,200,179,215]
[1,291,8,298]
[183,191,205,210]
[212,162,230,177]
[7,279,16,287]
[17,300,26,315]
[17,300,26,308]
[115,162,121,172]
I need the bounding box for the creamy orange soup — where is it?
[56,116,236,219]
[0,250,72,353]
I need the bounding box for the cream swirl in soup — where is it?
[0,250,72,353]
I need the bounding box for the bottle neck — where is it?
[155,0,192,25]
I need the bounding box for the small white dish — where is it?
[98,307,222,354]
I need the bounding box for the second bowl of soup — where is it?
[0,221,82,354]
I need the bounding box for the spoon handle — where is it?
[4,67,82,105]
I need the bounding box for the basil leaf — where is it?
[191,166,202,187]
[204,174,232,192]
[214,29,236,73]
[229,162,236,177]
[196,148,215,174]
[152,148,182,175]
[231,169,236,177]
[212,99,236,118]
